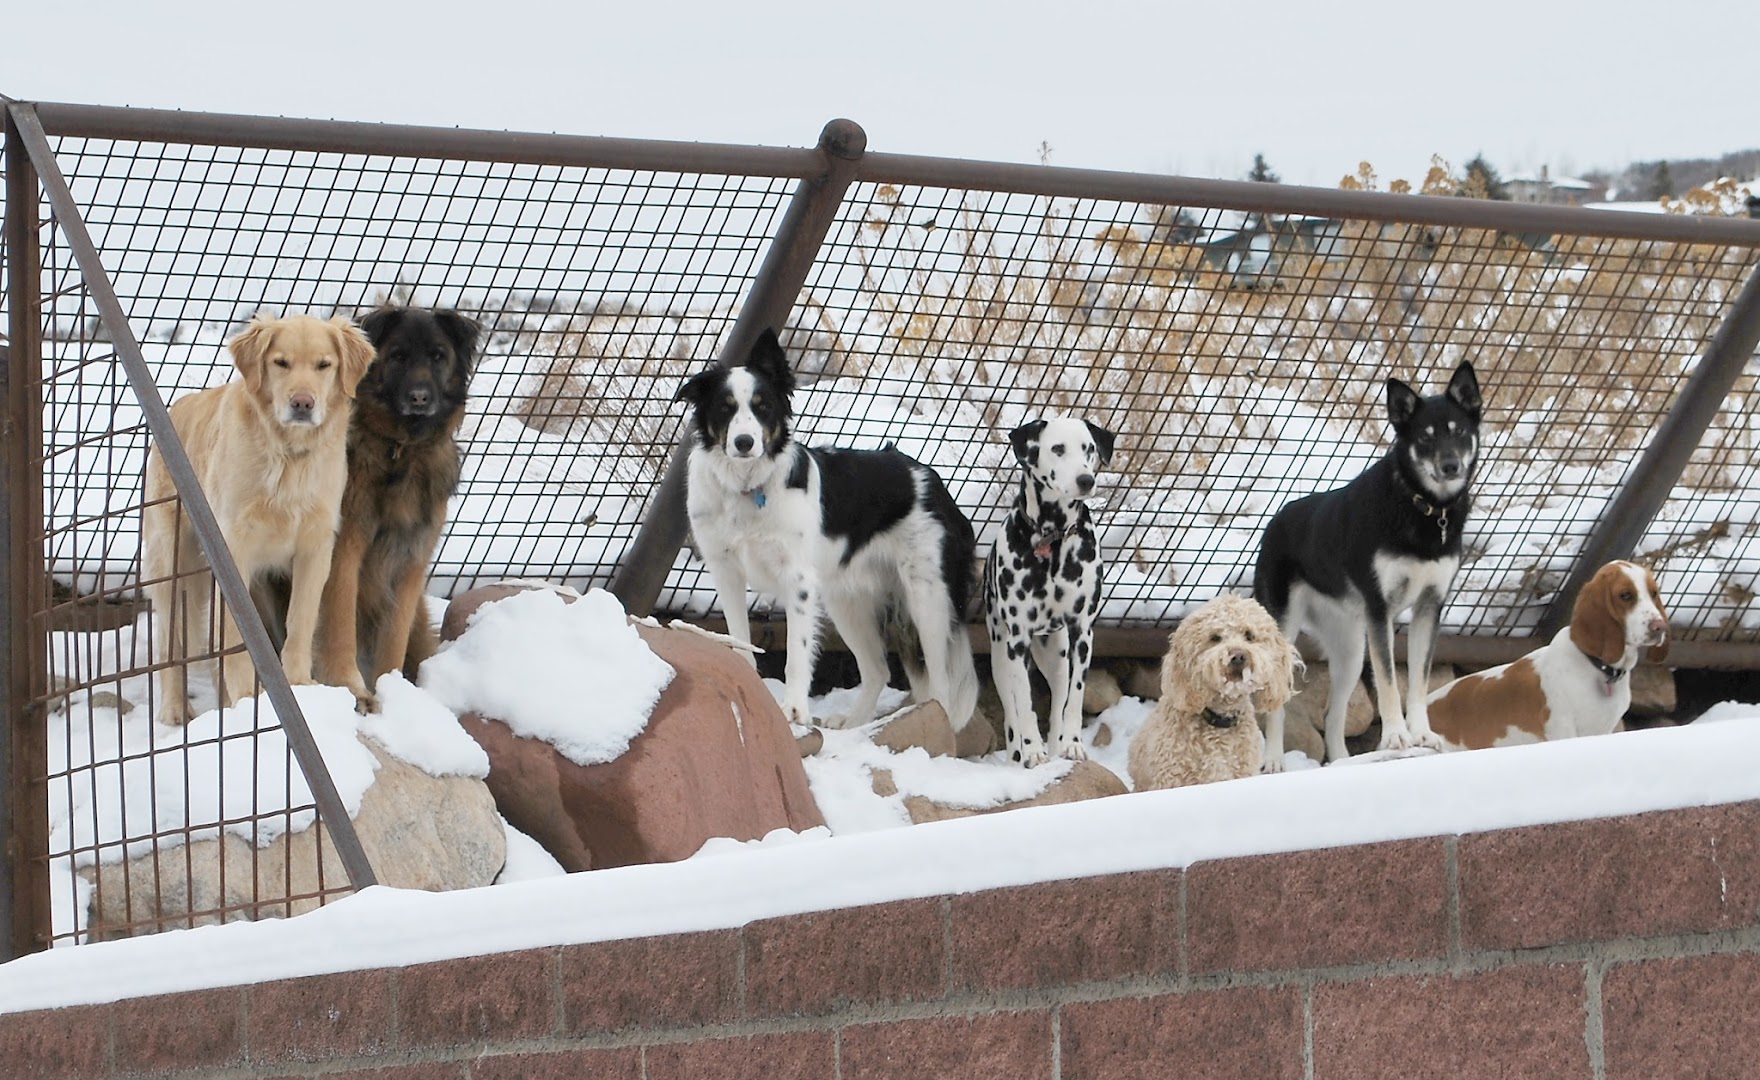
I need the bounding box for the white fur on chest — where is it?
[686,447,818,597]
[1371,552,1459,614]
[1532,630,1631,739]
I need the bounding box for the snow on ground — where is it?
[6,703,1760,1015]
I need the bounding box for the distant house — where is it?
[1505,166,1606,206]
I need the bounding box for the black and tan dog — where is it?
[316,305,480,709]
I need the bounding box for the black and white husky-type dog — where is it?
[1254,361,1481,770]
[674,329,980,734]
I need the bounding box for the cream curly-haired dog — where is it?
[1129,594,1301,790]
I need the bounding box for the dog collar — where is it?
[745,486,767,509]
[1587,655,1627,696]
[1029,518,1084,561]
[1409,492,1452,543]
[1201,707,1240,729]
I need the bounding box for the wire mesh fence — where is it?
[5,102,1760,951]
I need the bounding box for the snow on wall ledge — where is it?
[3,712,1759,1020]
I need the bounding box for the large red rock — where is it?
[442,586,824,872]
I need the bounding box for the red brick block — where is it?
[248,968,394,1063]
[950,872,1178,992]
[1062,987,1304,1080]
[111,986,243,1072]
[1604,952,1760,1080]
[265,1066,467,1080]
[561,930,739,1033]
[842,1012,1054,1080]
[0,1004,110,1079]
[645,1031,837,1080]
[1459,803,1760,951]
[395,948,557,1048]
[471,1048,643,1080]
[1187,838,1448,974]
[744,898,945,1018]
[1312,964,1589,1079]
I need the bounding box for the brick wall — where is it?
[5,801,1758,1078]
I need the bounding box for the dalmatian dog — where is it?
[984,415,1117,766]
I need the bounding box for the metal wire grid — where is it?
[30,210,352,946]
[41,136,794,597]
[772,181,1760,639]
[20,135,795,943]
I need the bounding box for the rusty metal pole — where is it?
[610,119,867,616]
[1537,258,1760,636]
[3,109,53,957]
[8,103,379,894]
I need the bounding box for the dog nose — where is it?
[1076,473,1095,494]
[1648,617,1668,639]
[287,392,315,420]
[1228,651,1247,675]
[403,384,434,410]
[733,434,755,454]
[1440,458,1461,479]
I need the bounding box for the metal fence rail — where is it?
[5,98,1760,952]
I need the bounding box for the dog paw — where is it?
[1377,728,1416,752]
[1408,729,1445,751]
[352,691,379,715]
[1261,753,1285,774]
[1054,739,1088,762]
[1016,743,1050,768]
[783,700,814,728]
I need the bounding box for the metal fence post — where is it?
[8,103,379,897]
[3,110,53,957]
[610,118,867,616]
[1537,259,1760,636]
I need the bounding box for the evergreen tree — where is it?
[1650,161,1674,200]
[1247,154,1280,183]
[1458,155,1509,200]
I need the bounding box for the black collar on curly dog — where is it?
[1202,708,1242,728]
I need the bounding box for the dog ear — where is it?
[358,306,405,348]
[1008,420,1047,464]
[1447,361,1482,418]
[1084,421,1117,466]
[1385,377,1420,430]
[328,316,376,400]
[673,366,720,407]
[432,309,484,375]
[1568,566,1629,669]
[228,313,277,396]
[742,328,796,399]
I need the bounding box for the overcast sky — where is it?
[6,0,1755,188]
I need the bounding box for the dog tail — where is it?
[887,608,980,733]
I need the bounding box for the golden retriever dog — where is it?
[143,313,373,725]
[1130,594,1301,790]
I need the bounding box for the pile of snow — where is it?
[417,588,675,766]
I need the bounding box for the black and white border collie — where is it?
[674,328,980,733]
[1254,361,1482,769]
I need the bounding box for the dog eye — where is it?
[1620,590,1635,602]
[1210,633,1222,643]
[273,358,290,369]
[316,360,333,370]
[1052,444,1066,455]
[1244,630,1255,642]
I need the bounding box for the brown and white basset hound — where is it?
[1428,561,1669,750]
